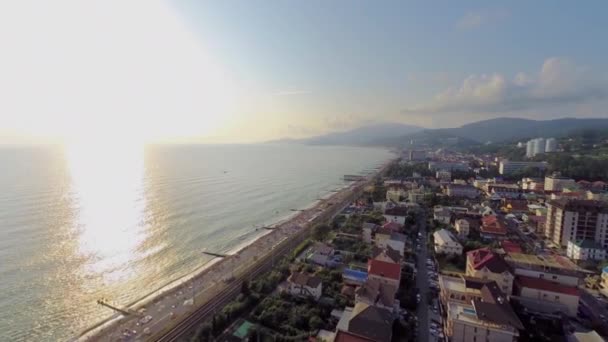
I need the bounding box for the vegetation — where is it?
[251,293,329,336]
[332,237,370,261]
[312,223,331,241]
[435,253,466,273]
[385,162,432,179]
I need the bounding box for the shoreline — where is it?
[75,159,393,341]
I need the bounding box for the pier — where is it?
[96,299,140,317]
[202,251,228,258]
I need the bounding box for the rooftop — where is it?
[547,199,608,213]
[368,259,401,280]
[505,252,584,276]
[347,303,393,342]
[516,276,579,296]
[467,248,510,274]
[389,232,407,242]
[372,246,402,264]
[433,229,460,246]
[288,272,322,288]
[355,278,397,307]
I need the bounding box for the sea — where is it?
[0,143,392,341]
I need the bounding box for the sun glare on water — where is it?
[66,138,147,283]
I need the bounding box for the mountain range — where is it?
[281,117,608,147]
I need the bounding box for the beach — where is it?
[75,161,388,342]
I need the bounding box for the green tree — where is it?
[313,223,331,241]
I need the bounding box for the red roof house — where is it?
[480,215,507,237]
[368,259,401,284]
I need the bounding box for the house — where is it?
[371,246,402,264]
[433,229,463,256]
[514,276,580,317]
[385,187,407,202]
[501,199,528,214]
[355,278,398,312]
[445,184,479,199]
[362,223,378,244]
[500,240,523,254]
[445,280,523,342]
[454,219,470,238]
[383,205,408,225]
[368,259,401,288]
[566,239,607,261]
[433,206,452,224]
[480,215,507,239]
[387,233,406,256]
[466,248,514,295]
[381,221,402,233]
[438,275,496,305]
[335,303,393,342]
[373,227,392,249]
[287,272,323,301]
[306,242,335,266]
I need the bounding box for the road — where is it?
[415,212,430,342]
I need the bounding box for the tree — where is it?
[309,315,323,330]
[313,224,331,241]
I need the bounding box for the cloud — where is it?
[403,58,608,115]
[456,8,510,30]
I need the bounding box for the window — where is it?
[555,295,560,300]
[552,275,557,280]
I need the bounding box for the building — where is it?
[526,140,535,158]
[445,184,479,199]
[600,266,608,298]
[304,242,336,267]
[287,272,323,300]
[407,150,427,161]
[387,233,406,256]
[368,259,401,288]
[362,223,378,244]
[545,199,608,248]
[372,246,402,264]
[504,252,585,287]
[433,229,463,256]
[439,275,495,305]
[454,219,470,238]
[545,138,557,153]
[566,240,607,261]
[433,206,452,224]
[480,215,508,239]
[385,187,407,202]
[466,248,514,295]
[436,169,452,181]
[355,278,398,312]
[428,161,469,172]
[533,137,546,156]
[445,281,523,342]
[498,160,547,175]
[383,205,408,225]
[335,303,393,342]
[514,276,580,317]
[544,173,576,191]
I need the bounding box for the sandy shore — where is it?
[74,160,391,342]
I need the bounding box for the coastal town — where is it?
[89,135,608,342]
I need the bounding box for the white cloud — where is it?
[403,58,608,115]
[456,8,510,30]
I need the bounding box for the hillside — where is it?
[438,117,608,143]
[281,123,422,146]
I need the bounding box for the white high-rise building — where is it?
[545,138,557,153]
[533,138,545,156]
[526,140,535,158]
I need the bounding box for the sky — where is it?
[0,0,607,144]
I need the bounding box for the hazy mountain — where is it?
[279,123,423,146]
[437,117,608,143]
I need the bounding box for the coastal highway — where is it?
[152,172,380,341]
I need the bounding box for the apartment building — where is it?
[545,199,608,248]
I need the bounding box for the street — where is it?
[415,212,430,342]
